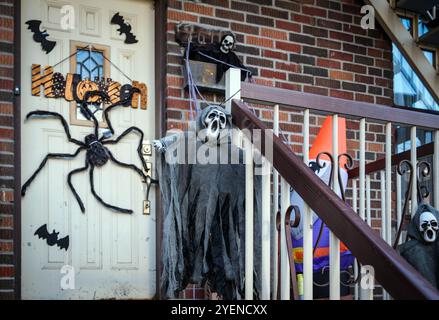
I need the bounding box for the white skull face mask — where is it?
[419,211,439,243]
[220,35,235,54]
[204,108,227,143]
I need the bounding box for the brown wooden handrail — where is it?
[232,99,439,300]
[240,82,439,130]
[348,142,434,179]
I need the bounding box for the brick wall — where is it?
[0,0,15,300]
[166,0,393,130]
[165,0,393,298]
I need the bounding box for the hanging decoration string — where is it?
[51,44,133,83]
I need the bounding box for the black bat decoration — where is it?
[110,12,138,44]
[34,224,69,251]
[25,20,57,54]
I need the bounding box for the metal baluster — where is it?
[329,115,340,300]
[411,126,417,216]
[302,109,313,300]
[272,104,279,299]
[280,178,290,300]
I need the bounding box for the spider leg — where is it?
[101,88,141,138]
[21,147,84,196]
[102,103,119,136]
[107,150,147,181]
[26,111,85,146]
[89,165,133,214]
[102,126,148,173]
[67,160,89,213]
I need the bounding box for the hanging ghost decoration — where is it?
[154,105,262,299]
[398,203,439,289]
[187,33,252,83]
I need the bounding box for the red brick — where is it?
[0,142,13,153]
[275,41,300,53]
[329,50,353,62]
[216,9,244,21]
[355,93,374,103]
[328,11,352,23]
[166,87,181,98]
[355,74,374,84]
[367,142,383,153]
[167,10,198,23]
[275,81,301,91]
[0,79,13,91]
[263,49,288,60]
[280,123,302,132]
[291,14,315,25]
[317,58,341,69]
[0,30,13,43]
[231,1,259,14]
[330,89,354,100]
[0,266,14,277]
[329,31,353,42]
[346,120,360,130]
[260,69,287,80]
[0,67,12,78]
[166,98,191,110]
[202,0,229,8]
[0,128,13,140]
[167,76,184,87]
[0,216,12,228]
[0,103,12,115]
[275,62,301,73]
[0,241,12,252]
[183,2,213,15]
[329,70,353,81]
[275,20,301,32]
[247,35,273,48]
[0,18,13,29]
[231,22,259,35]
[302,6,327,18]
[343,23,367,36]
[261,28,287,40]
[261,7,289,19]
[0,54,13,65]
[254,78,274,86]
[304,85,328,96]
[375,59,392,70]
[376,97,393,106]
[317,38,341,50]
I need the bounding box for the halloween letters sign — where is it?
[31,64,147,109]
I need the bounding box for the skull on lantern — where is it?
[220,34,235,54]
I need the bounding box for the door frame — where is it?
[14,0,168,300]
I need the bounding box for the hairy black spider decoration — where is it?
[21,89,157,214]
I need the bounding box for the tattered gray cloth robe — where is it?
[158,130,262,300]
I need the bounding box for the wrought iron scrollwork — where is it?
[393,159,431,248]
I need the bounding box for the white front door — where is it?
[21,0,156,299]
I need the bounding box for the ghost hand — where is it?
[153,140,166,153]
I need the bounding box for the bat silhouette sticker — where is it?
[25,20,57,54]
[110,12,138,44]
[34,224,69,251]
